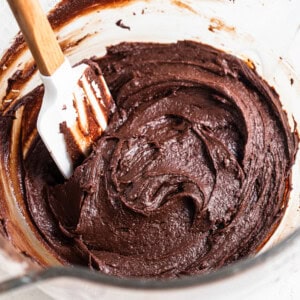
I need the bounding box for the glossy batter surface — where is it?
[4,41,298,278]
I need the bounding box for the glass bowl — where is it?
[0,0,300,298]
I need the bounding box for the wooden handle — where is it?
[7,0,65,76]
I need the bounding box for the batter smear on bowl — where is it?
[0,41,298,278]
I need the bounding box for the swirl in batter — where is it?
[11,41,298,277]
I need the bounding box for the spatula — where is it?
[7,0,112,178]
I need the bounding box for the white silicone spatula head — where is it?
[7,0,112,178]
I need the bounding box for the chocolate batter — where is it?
[1,41,298,278]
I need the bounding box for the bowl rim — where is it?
[0,227,299,294]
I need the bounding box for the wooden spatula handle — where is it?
[7,0,65,76]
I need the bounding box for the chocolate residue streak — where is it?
[172,0,197,14]
[59,61,112,167]
[48,0,135,29]
[60,122,85,165]
[0,219,8,238]
[116,19,131,31]
[290,78,294,85]
[209,18,235,33]
[1,61,37,113]
[0,34,26,78]
[60,33,94,52]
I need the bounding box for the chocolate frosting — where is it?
[2,41,298,278]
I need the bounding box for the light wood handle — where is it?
[7,0,65,76]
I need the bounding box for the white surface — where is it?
[0,0,300,299]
